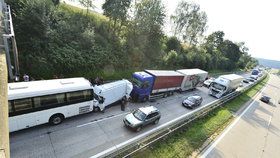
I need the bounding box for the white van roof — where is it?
[176,69,208,75]
[93,79,130,94]
[220,74,243,81]
[8,78,92,100]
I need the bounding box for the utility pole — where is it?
[0,0,10,157]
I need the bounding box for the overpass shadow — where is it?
[240,101,280,137]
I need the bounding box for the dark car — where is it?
[242,79,250,83]
[247,77,255,82]
[123,106,161,132]
[182,95,203,109]
[260,95,271,103]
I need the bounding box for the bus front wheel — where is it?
[49,114,64,125]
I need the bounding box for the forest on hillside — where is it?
[7,0,258,80]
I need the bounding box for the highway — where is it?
[201,74,280,158]
[10,73,251,158]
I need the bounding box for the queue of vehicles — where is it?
[9,68,259,132]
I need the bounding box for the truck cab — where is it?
[209,78,228,98]
[131,72,154,102]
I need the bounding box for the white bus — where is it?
[8,78,94,132]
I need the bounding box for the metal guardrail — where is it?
[102,73,267,158]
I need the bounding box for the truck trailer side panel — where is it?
[153,76,184,90]
[144,70,184,94]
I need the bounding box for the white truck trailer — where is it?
[176,69,208,91]
[92,79,133,111]
[209,74,243,98]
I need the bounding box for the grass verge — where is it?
[132,75,269,158]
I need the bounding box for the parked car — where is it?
[242,79,250,83]
[260,95,271,103]
[182,95,203,109]
[123,106,161,132]
[247,77,255,82]
[203,77,215,88]
[249,76,257,81]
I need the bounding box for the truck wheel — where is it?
[49,114,64,125]
[93,106,100,112]
[142,96,148,102]
[154,119,159,124]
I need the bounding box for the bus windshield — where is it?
[212,82,226,91]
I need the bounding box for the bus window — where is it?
[83,90,92,100]
[67,90,87,103]
[14,98,32,111]
[8,101,13,113]
[34,93,66,108]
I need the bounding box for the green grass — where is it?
[132,75,269,158]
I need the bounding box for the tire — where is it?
[154,119,159,124]
[93,106,100,112]
[163,93,168,98]
[49,114,64,125]
[135,126,142,132]
[142,96,148,102]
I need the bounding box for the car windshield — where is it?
[133,109,146,121]
[187,96,197,103]
[212,82,226,91]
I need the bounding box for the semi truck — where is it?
[92,79,133,111]
[131,69,208,102]
[131,70,184,102]
[209,74,243,98]
[176,69,208,91]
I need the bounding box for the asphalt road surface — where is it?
[201,74,280,158]
[10,73,252,158]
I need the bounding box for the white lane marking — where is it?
[77,112,129,128]
[200,85,267,158]
[90,99,218,158]
[268,116,272,126]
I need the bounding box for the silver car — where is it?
[123,106,161,132]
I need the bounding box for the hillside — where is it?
[256,58,280,69]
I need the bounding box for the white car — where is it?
[203,77,215,88]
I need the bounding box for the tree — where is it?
[102,0,131,34]
[79,0,95,14]
[203,31,225,52]
[171,1,207,45]
[220,40,242,63]
[127,0,166,66]
[165,36,182,53]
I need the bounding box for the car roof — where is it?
[139,106,159,115]
[188,95,201,99]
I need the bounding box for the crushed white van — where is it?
[92,79,133,111]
